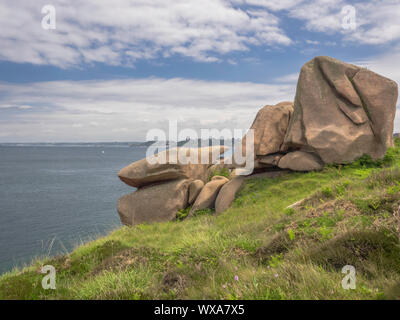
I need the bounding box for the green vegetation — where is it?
[208,166,231,181]
[2,140,400,300]
[176,207,191,221]
[176,207,212,221]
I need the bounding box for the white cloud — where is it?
[18,105,33,110]
[0,1,398,68]
[0,0,292,68]
[233,0,303,11]
[239,0,400,46]
[0,104,33,110]
[0,78,295,142]
[350,1,400,44]
[275,73,299,83]
[1,48,399,141]
[285,0,400,45]
[288,0,346,33]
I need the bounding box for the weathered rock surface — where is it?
[189,176,229,216]
[352,69,398,148]
[118,146,227,188]
[278,151,323,171]
[258,153,284,166]
[215,177,245,214]
[242,101,293,156]
[211,175,228,181]
[117,179,190,226]
[188,180,204,205]
[283,56,398,164]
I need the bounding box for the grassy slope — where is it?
[2,142,400,300]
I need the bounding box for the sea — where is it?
[0,145,147,274]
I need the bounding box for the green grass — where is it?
[2,140,400,300]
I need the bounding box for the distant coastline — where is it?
[0,138,240,148]
[0,142,145,147]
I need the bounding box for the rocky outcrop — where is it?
[118,146,227,188]
[231,56,397,174]
[117,179,190,226]
[283,56,398,164]
[117,146,227,226]
[116,56,399,226]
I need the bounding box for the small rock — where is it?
[211,175,229,181]
[188,180,204,205]
[258,153,284,166]
[278,151,323,171]
[215,177,245,214]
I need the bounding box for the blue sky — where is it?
[0,0,399,142]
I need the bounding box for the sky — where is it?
[0,0,399,142]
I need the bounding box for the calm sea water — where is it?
[0,146,146,274]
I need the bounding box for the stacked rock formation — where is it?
[237,56,398,172]
[117,146,229,226]
[117,56,398,226]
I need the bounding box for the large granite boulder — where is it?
[117,179,190,226]
[118,146,228,188]
[283,56,398,164]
